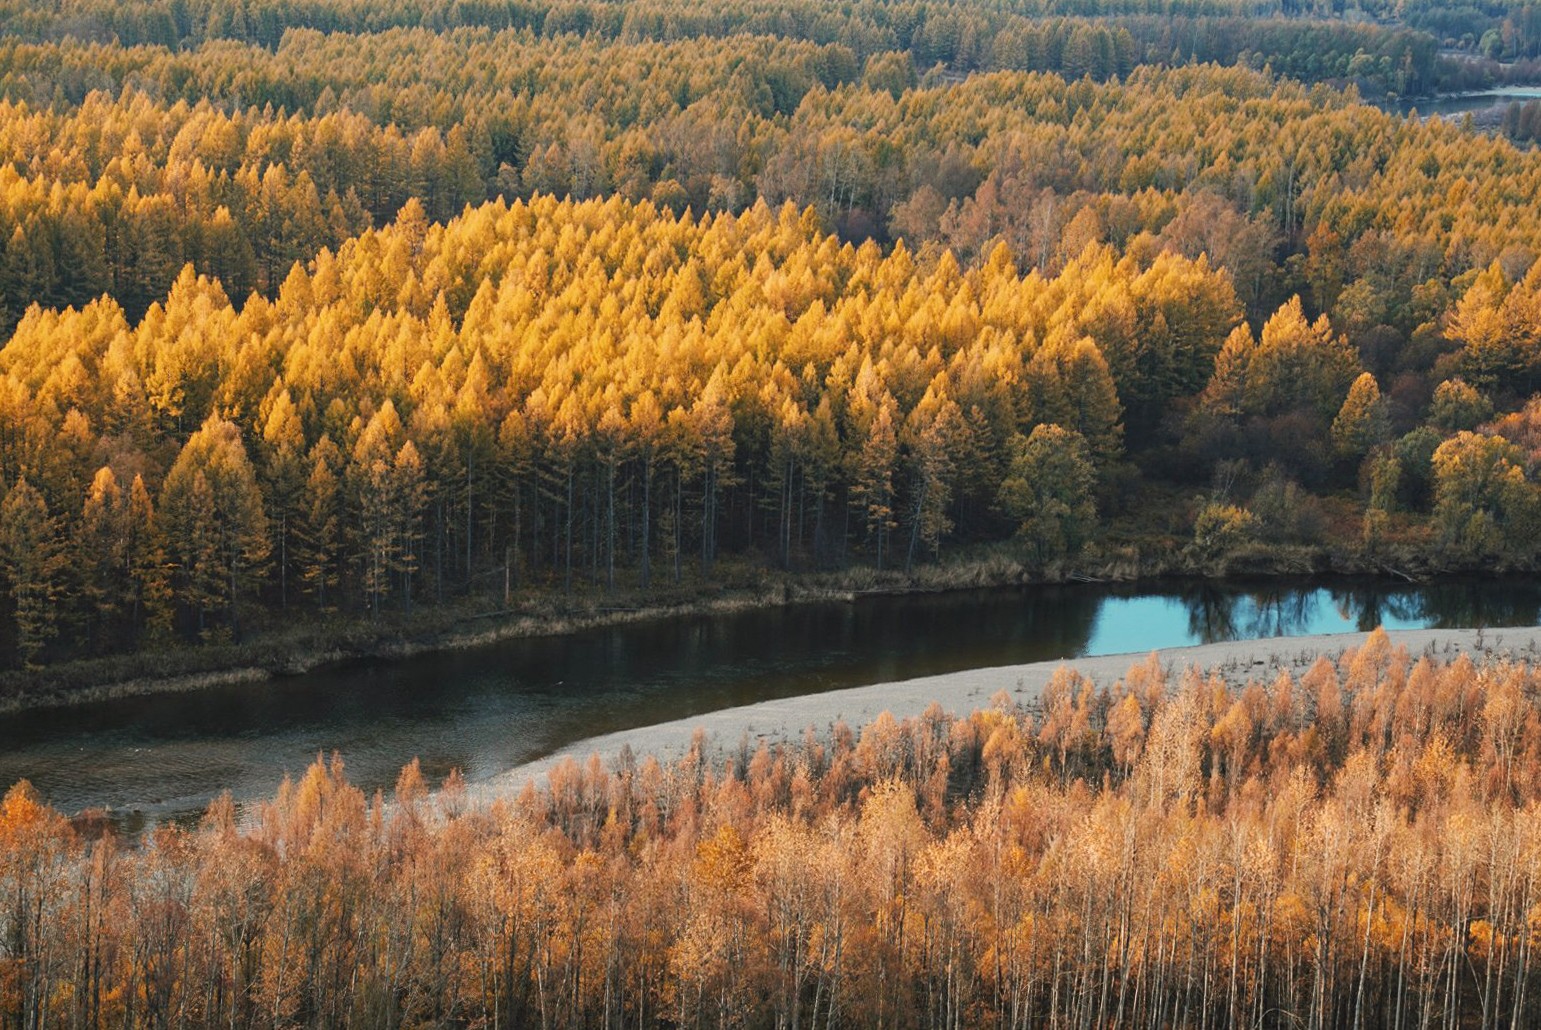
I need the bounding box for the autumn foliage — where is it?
[11,175,1541,668]
[6,27,1541,666]
[1,630,1539,1026]
[0,192,1232,661]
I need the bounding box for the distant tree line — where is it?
[1403,0,1541,60]
[0,49,1527,330]
[0,0,1439,95]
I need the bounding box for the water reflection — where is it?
[0,576,1536,825]
[1327,583,1420,632]
[1182,582,1239,642]
[1244,586,1317,640]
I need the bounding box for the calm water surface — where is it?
[1,577,1537,828]
[1392,87,1541,118]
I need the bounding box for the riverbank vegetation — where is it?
[3,631,1540,1026]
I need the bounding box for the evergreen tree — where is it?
[903,377,966,572]
[390,440,428,610]
[998,424,1097,564]
[78,466,127,652]
[1331,372,1390,461]
[297,438,343,610]
[124,473,170,640]
[1431,431,1538,558]
[160,416,270,638]
[0,478,65,667]
[853,393,899,571]
[261,389,309,609]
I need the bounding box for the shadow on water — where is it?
[0,576,1537,828]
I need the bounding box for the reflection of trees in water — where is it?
[1380,593,1428,624]
[1416,582,1541,629]
[1016,585,1100,660]
[860,585,1101,666]
[1325,580,1541,631]
[1252,580,1541,637]
[1327,584,1426,632]
[1182,583,1239,643]
[1186,579,1541,644]
[1182,583,1322,643]
[1239,587,1319,639]
[876,579,1541,677]
[1172,578,1539,644]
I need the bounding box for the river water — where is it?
[1,577,1537,829]
[1391,87,1541,119]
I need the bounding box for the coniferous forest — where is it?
[8,19,1541,671]
[7,0,1541,1024]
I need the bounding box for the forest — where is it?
[9,49,1541,668]
[3,0,1541,671]
[4,631,1541,1027]
[8,0,1541,1025]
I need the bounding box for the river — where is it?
[1391,86,1541,119]
[1,576,1538,830]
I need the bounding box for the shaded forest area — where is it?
[3,632,1541,1027]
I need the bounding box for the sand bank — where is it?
[479,625,1541,800]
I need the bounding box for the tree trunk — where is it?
[640,455,652,589]
[564,465,574,593]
